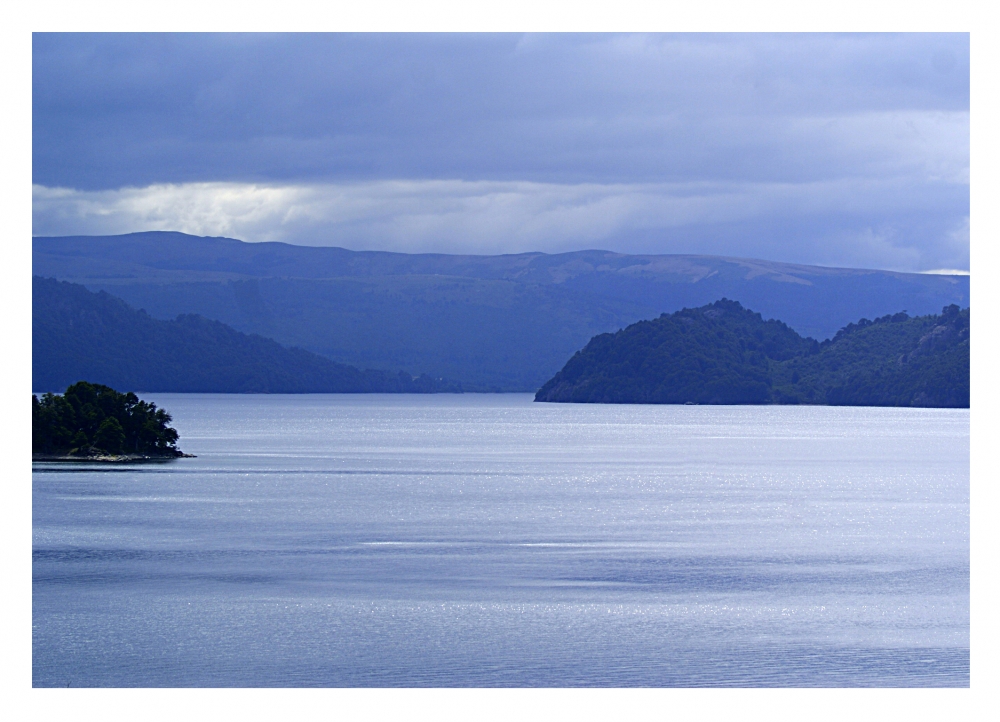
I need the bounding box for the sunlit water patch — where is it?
[33,394,969,686]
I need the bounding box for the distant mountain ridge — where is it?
[535,300,969,407]
[33,277,461,394]
[34,232,969,391]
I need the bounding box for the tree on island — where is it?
[33,381,185,457]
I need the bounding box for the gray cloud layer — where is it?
[32,33,969,271]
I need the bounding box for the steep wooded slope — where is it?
[33,277,460,394]
[535,300,969,407]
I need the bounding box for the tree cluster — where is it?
[33,381,182,457]
[535,299,969,408]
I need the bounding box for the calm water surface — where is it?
[32,394,969,686]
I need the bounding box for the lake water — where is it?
[32,394,969,687]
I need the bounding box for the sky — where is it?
[32,32,970,272]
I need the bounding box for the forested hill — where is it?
[535,300,969,408]
[33,277,461,394]
[34,232,969,391]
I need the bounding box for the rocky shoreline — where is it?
[33,451,196,463]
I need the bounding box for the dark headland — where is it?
[535,300,969,408]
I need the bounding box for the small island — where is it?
[33,381,193,461]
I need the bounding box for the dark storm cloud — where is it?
[31,33,969,272]
[32,32,969,188]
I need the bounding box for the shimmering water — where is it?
[32,394,969,687]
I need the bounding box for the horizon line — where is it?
[32,230,972,277]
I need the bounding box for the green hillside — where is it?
[535,300,969,408]
[33,277,461,394]
[34,232,970,391]
[773,305,969,407]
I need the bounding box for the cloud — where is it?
[31,33,969,271]
[33,177,969,272]
[33,33,969,189]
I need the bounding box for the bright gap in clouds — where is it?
[32,179,969,274]
[32,34,968,274]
